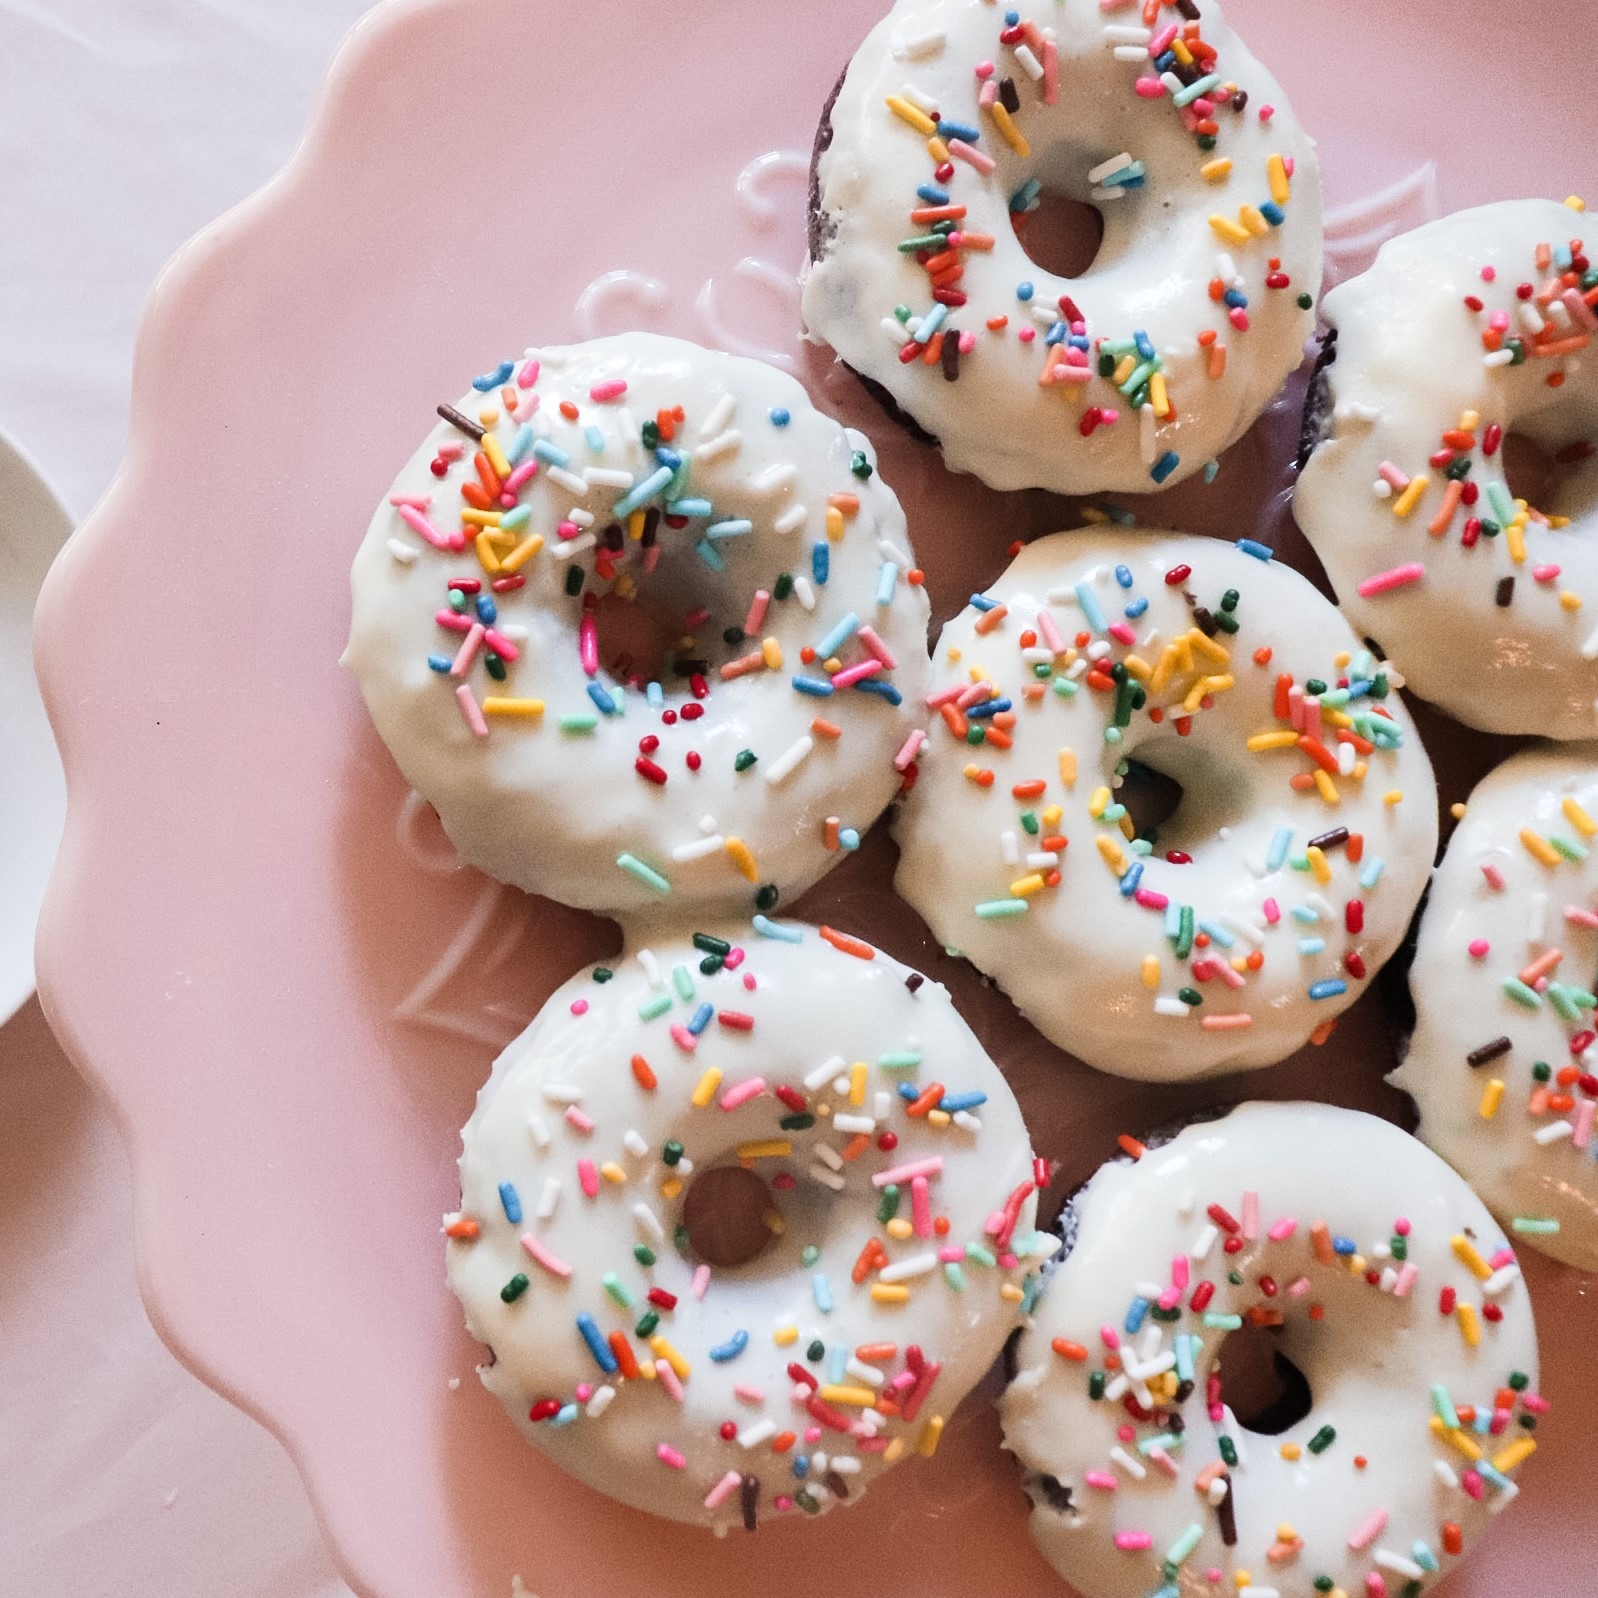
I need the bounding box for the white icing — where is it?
[344,334,930,915]
[448,922,1043,1529]
[1395,743,1598,1270]
[892,531,1437,1080]
[1002,1103,1542,1598]
[803,0,1322,494]
[1296,198,1598,738]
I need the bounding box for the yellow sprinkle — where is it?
[1122,654,1152,682]
[1479,1078,1506,1119]
[1392,475,1430,518]
[1560,589,1583,611]
[1089,785,1111,818]
[1267,152,1291,205]
[482,697,545,718]
[1304,845,1332,885]
[1563,797,1598,837]
[1451,801,1468,820]
[501,533,545,572]
[918,1415,945,1457]
[1200,157,1233,183]
[1118,812,1135,841]
[1234,1573,1252,1590]
[1459,410,1480,432]
[1506,520,1526,564]
[1148,643,1180,694]
[1520,828,1561,867]
[1150,371,1171,419]
[1248,730,1300,752]
[925,135,950,163]
[690,1068,723,1108]
[659,1177,683,1200]
[773,1323,798,1346]
[1456,1302,1481,1348]
[763,1209,785,1235]
[474,530,503,573]
[600,1162,627,1184]
[885,94,935,135]
[476,407,498,428]
[1492,1437,1536,1473]
[886,1216,915,1241]
[883,1437,906,1463]
[1451,1234,1493,1279]
[1210,212,1252,245]
[1278,1442,1302,1461]
[870,1283,911,1304]
[724,836,759,881]
[1056,748,1079,790]
[1170,36,1193,64]
[638,1361,658,1380]
[1000,1281,1024,1302]
[927,1108,951,1128]
[1043,804,1063,828]
[825,505,846,542]
[1096,834,1127,874]
[987,101,1030,156]
[460,508,503,527]
[736,1140,793,1160]
[819,1385,878,1407]
[1188,629,1231,666]
[1010,872,1047,898]
[1568,195,1588,212]
[1313,769,1340,805]
[1240,204,1270,237]
[628,508,647,541]
[761,636,783,671]
[849,1062,868,1106]
[482,432,511,479]
[648,1335,690,1379]
[1183,672,1233,713]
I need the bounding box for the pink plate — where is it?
[34,1,1597,1594]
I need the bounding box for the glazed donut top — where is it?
[1395,744,1598,1271]
[893,531,1438,1080]
[1002,1103,1544,1598]
[446,920,1049,1530]
[1296,197,1598,739]
[345,334,931,917]
[803,0,1322,494]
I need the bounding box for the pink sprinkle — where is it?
[657,1443,687,1469]
[1482,265,1498,282]
[1288,684,1305,729]
[1171,1255,1191,1290]
[1228,307,1250,331]
[516,358,540,388]
[1084,1470,1118,1491]
[894,729,927,771]
[1241,1191,1259,1240]
[480,627,520,663]
[451,621,486,676]
[1461,1469,1485,1501]
[579,610,599,676]
[704,1470,742,1508]
[455,685,487,738]
[1042,39,1059,104]
[1263,898,1282,924]
[1468,938,1491,958]
[1282,155,1295,177]
[832,659,883,689]
[1392,1262,1418,1298]
[979,79,998,109]
[1287,1275,1311,1296]
[1365,1575,1388,1598]
[388,493,431,510]
[1018,327,1036,344]
[1356,562,1425,598]
[1100,1324,1121,1351]
[911,1174,933,1238]
[974,59,994,78]
[958,330,977,353]
[1036,608,1065,653]
[872,1156,943,1189]
[718,1076,767,1111]
[1482,863,1507,891]
[502,460,538,494]
[803,1426,822,1444]
[1377,460,1411,492]
[774,1494,794,1512]
[1490,309,1511,333]
[1488,1245,1513,1267]
[669,1023,696,1052]
[733,1383,765,1405]
[1115,1532,1153,1551]
[1268,1217,1298,1242]
[658,1363,685,1403]
[937,1245,965,1263]
[434,608,473,634]
[577,1158,599,1197]
[948,138,995,174]
[857,624,898,668]
[1135,887,1170,910]
[590,379,628,402]
[1148,22,1179,53]
[575,1383,592,1401]
[1347,1507,1389,1550]
[692,1263,711,1299]
[1108,621,1138,646]
[1573,1097,1596,1149]
[1524,1392,1550,1414]
[1394,1217,1412,1236]
[520,1232,571,1278]
[1147,1445,1180,1477]
[1135,76,1166,98]
[1258,103,1276,121]
[564,1104,594,1134]
[396,502,459,550]
[437,441,465,461]
[1533,564,1562,583]
[1565,905,1598,928]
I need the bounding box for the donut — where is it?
[1395,744,1598,1270]
[892,531,1438,1080]
[345,334,931,915]
[1295,197,1598,738]
[1001,1102,1545,1598]
[445,919,1052,1529]
[802,0,1322,495]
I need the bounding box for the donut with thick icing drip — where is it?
[1395,744,1598,1270]
[1296,198,1598,738]
[892,531,1438,1080]
[345,334,931,916]
[802,0,1322,494]
[447,920,1049,1530]
[1001,1103,1544,1598]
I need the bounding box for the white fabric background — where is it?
[1,3,377,1593]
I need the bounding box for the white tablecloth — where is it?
[1,3,375,1592]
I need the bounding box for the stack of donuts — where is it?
[344,0,1594,1591]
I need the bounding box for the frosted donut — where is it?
[1395,744,1598,1270]
[1296,198,1598,738]
[802,0,1322,495]
[893,531,1438,1080]
[445,919,1052,1530]
[1001,1102,1545,1598]
[345,334,931,916]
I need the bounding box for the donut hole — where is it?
[1214,1323,1314,1435]
[1116,741,1250,857]
[1116,758,1185,849]
[1010,190,1105,281]
[681,1164,779,1269]
[1500,427,1596,517]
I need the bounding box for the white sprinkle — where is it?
[1334,401,1382,424]
[1218,913,1265,946]
[1021,646,1056,663]
[1534,1119,1574,1145]
[1482,1263,1521,1297]
[623,1130,649,1158]
[1485,348,1517,368]
[897,82,939,113]
[1088,153,1135,184]
[1517,301,1547,337]
[806,1054,845,1090]
[829,1454,863,1474]
[896,27,945,58]
[671,834,726,863]
[752,462,799,493]
[1207,1476,1229,1506]
[1091,185,1130,203]
[541,1083,583,1105]
[551,532,596,561]
[585,1384,616,1418]
[584,467,633,489]
[1111,43,1147,60]
[638,948,662,986]
[697,428,743,462]
[1580,626,1598,661]
[1433,1458,1460,1490]
[633,1202,665,1241]
[615,407,639,445]
[386,538,421,564]
[879,1251,939,1283]
[496,622,529,642]
[1374,1551,1425,1580]
[874,1091,892,1120]
[737,1419,777,1449]
[881,315,914,348]
[792,574,817,611]
[545,465,589,495]
[774,503,808,534]
[1025,851,1059,869]
[536,1178,561,1220]
[846,1357,886,1386]
[1108,1445,1146,1480]
[1154,996,1191,1018]
[1001,830,1020,865]
[833,1113,876,1134]
[1014,42,1044,79]
[809,1163,846,1192]
[953,1110,983,1132]
[528,1115,551,1150]
[813,1141,845,1171]
[698,393,736,437]
[1103,1373,1129,1401]
[1102,24,1152,42]
[765,733,814,785]
[567,508,596,527]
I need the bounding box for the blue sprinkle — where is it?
[1332,1235,1357,1256]
[506,423,534,464]
[707,518,753,539]
[1203,459,1220,483]
[915,301,949,343]
[1017,280,1035,302]
[475,595,497,624]
[815,612,861,660]
[1308,979,1348,1001]
[1004,7,1019,22]
[969,592,999,612]
[1266,827,1293,870]
[427,654,452,673]
[915,184,949,205]
[532,439,570,468]
[550,1403,578,1426]
[1224,288,1249,309]
[1124,1295,1151,1335]
[1133,330,1156,361]
[791,676,835,697]
[752,915,804,942]
[939,1091,988,1112]
[709,1329,750,1363]
[583,424,605,453]
[498,1182,522,1223]
[812,1273,834,1314]
[898,1082,919,1103]
[1119,862,1144,898]
[1154,48,1176,70]
[1044,321,1068,346]
[1290,905,1321,925]
[1236,537,1273,562]
[839,828,861,851]
[1008,178,1042,211]
[769,406,791,427]
[854,679,903,705]
[646,681,664,709]
[1124,595,1149,619]
[686,1001,714,1035]
[587,682,618,715]
[1260,200,1286,226]
[935,120,981,143]
[1197,920,1234,948]
[613,464,674,517]
[1298,936,1327,956]
[666,497,713,518]
[876,562,899,606]
[1150,450,1181,484]
[812,542,830,585]
[967,696,1012,720]
[654,446,683,470]
[1074,581,1108,632]
[472,359,514,392]
[1114,564,1134,588]
[792,1455,810,1479]
[1359,856,1386,889]
[577,1312,619,1372]
[829,1345,848,1382]
[694,538,726,572]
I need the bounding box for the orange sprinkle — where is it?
[855,1342,898,1363]
[819,926,875,960]
[973,603,1009,636]
[631,1054,657,1091]
[841,1132,873,1161]
[1012,780,1048,799]
[771,1430,797,1454]
[906,1082,946,1117]
[1117,1134,1147,1160]
[444,1217,479,1240]
[984,728,1013,750]
[941,703,969,739]
[1051,1337,1089,1361]
[827,492,861,513]
[1309,1018,1338,1046]
[608,1331,640,1380]
[559,399,580,421]
[811,717,843,739]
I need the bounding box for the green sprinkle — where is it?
[1177,986,1202,1007]
[1219,1434,1238,1466]
[1089,1370,1106,1399]
[1202,1312,1243,1329]
[1533,1059,1553,1082]
[603,1273,634,1308]
[616,852,670,893]
[663,1140,685,1166]
[755,884,780,911]
[635,1310,660,1338]
[692,932,732,957]
[801,1245,821,1266]
[975,899,1029,918]
[672,963,695,1000]
[1052,676,1078,699]
[560,711,600,733]
[1307,1424,1336,1454]
[1511,1216,1561,1234]
[734,749,758,772]
[780,1113,816,1130]
[877,1184,900,1224]
[1297,291,1314,310]
[964,1243,996,1267]
[699,954,723,975]
[795,1490,821,1515]
[850,450,873,480]
[806,1338,825,1362]
[484,655,507,681]
[878,1051,923,1070]
[592,966,614,983]
[1020,811,1040,835]
[1508,1370,1529,1391]
[500,1273,530,1303]
[633,1245,656,1267]
[1502,977,1542,1009]
[773,572,794,601]
[943,1262,966,1291]
[636,993,672,1021]
[1174,905,1195,960]
[564,566,585,597]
